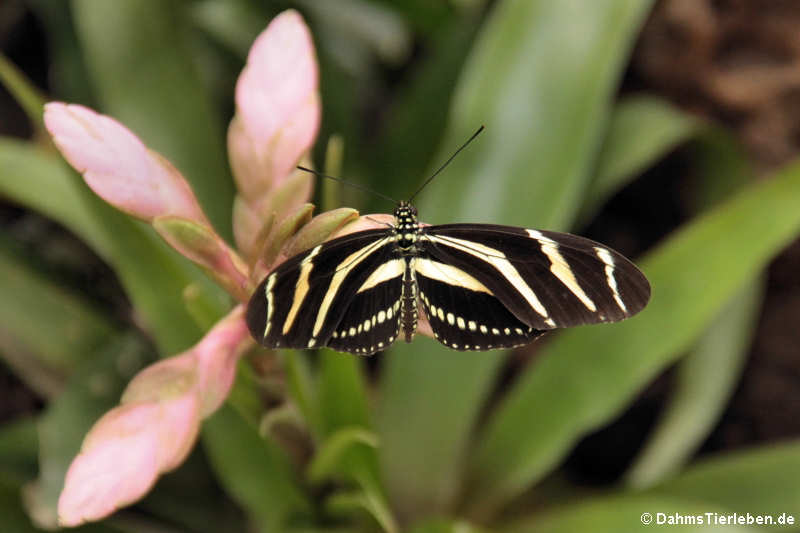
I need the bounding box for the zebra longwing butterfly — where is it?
[246,201,650,355]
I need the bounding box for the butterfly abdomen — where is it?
[400,260,418,342]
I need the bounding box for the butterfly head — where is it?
[393,201,419,250]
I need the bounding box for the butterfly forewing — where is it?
[421,224,650,330]
[246,229,399,352]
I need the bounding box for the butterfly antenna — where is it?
[296,166,399,206]
[408,125,485,203]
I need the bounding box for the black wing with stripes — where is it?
[417,224,649,347]
[246,229,403,354]
[415,258,545,351]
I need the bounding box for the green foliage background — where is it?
[1,1,800,532]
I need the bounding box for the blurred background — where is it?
[1,0,800,532]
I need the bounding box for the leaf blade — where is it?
[467,159,800,516]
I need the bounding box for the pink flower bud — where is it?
[58,308,249,526]
[229,10,321,200]
[44,102,206,223]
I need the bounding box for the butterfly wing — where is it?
[414,251,545,350]
[246,229,403,355]
[418,224,649,343]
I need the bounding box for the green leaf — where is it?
[0,53,46,131]
[467,159,800,517]
[202,405,312,533]
[651,441,800,520]
[365,12,482,204]
[283,351,321,435]
[26,0,95,104]
[0,139,228,354]
[0,237,117,394]
[299,0,412,66]
[189,0,266,58]
[0,475,46,533]
[0,140,110,258]
[625,130,760,488]
[376,0,653,523]
[317,350,371,436]
[625,280,763,488]
[408,518,489,533]
[377,337,503,521]
[315,350,394,533]
[501,494,759,533]
[307,426,378,485]
[139,447,248,533]
[0,418,38,482]
[324,489,398,533]
[579,95,701,225]
[72,0,235,240]
[418,0,654,230]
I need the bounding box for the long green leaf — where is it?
[579,95,700,225]
[0,139,227,354]
[0,140,110,258]
[140,447,249,533]
[202,405,312,533]
[315,350,395,532]
[0,418,38,483]
[0,238,116,380]
[467,159,800,517]
[71,0,234,239]
[0,53,46,131]
[418,0,653,230]
[625,131,760,488]
[377,338,502,521]
[501,494,759,533]
[376,0,653,523]
[408,518,489,533]
[652,440,800,521]
[307,427,378,485]
[317,350,371,436]
[366,12,481,204]
[0,475,48,533]
[325,489,398,533]
[626,280,763,488]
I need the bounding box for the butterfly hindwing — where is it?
[420,224,650,331]
[414,254,544,350]
[246,229,401,352]
[326,258,404,355]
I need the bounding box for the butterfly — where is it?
[246,199,650,355]
[246,128,650,355]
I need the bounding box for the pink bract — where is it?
[230,9,321,198]
[57,308,249,526]
[43,102,206,223]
